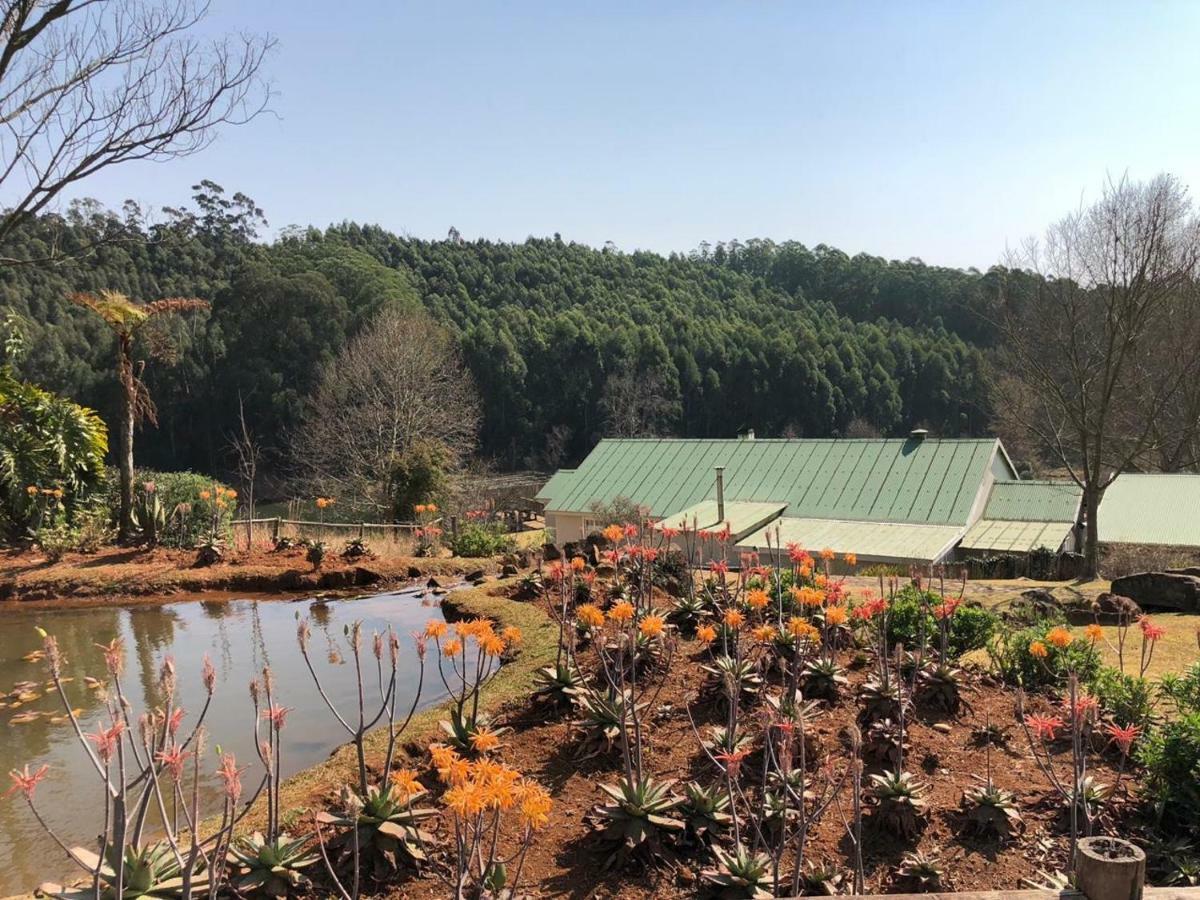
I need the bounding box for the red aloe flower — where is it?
[1105,722,1142,756]
[167,707,186,736]
[216,752,247,802]
[262,704,292,731]
[6,764,49,800]
[201,654,216,693]
[87,721,126,763]
[156,745,192,782]
[714,749,748,778]
[1025,713,1065,741]
[1138,616,1167,642]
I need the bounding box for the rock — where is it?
[995,588,1065,626]
[562,541,582,560]
[514,549,531,568]
[407,566,422,579]
[1110,571,1200,612]
[464,569,485,582]
[471,578,486,587]
[932,723,952,734]
[427,577,441,589]
[1090,592,1142,624]
[501,563,519,577]
[542,542,561,561]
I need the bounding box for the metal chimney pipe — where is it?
[715,466,725,523]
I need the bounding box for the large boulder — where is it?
[1090,592,1142,624]
[542,542,562,561]
[994,587,1067,627]
[1109,571,1200,612]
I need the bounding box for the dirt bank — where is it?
[0,545,495,606]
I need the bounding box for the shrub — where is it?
[104,469,234,548]
[0,367,108,539]
[989,622,1100,688]
[586,495,647,528]
[1159,663,1200,717]
[1137,712,1200,834]
[451,522,514,558]
[1089,667,1157,730]
[886,586,997,657]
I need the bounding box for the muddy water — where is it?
[0,587,448,895]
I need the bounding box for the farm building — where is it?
[536,433,1084,565]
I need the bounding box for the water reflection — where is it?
[0,588,446,895]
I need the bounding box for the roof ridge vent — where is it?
[909,428,928,441]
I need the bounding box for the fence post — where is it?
[272,517,280,542]
[1075,836,1145,900]
[359,522,365,539]
[451,515,459,543]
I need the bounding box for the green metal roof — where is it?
[535,469,577,506]
[1098,474,1200,547]
[960,519,1074,553]
[545,438,1001,526]
[654,500,787,542]
[739,517,963,564]
[984,481,1081,522]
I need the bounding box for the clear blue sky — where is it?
[57,1,1200,270]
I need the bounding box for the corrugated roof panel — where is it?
[739,516,963,563]
[984,481,1082,522]
[546,438,999,526]
[960,519,1073,553]
[1098,474,1200,546]
[656,500,788,542]
[535,469,576,504]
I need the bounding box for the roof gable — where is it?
[546,437,1001,526]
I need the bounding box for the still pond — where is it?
[0,587,445,895]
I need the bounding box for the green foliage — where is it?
[305,540,328,570]
[1136,713,1200,834]
[989,622,1101,688]
[886,586,997,658]
[450,521,514,558]
[316,782,436,876]
[105,470,234,548]
[0,367,108,539]
[1089,666,1157,730]
[389,439,450,520]
[2,188,995,478]
[228,831,319,896]
[1159,663,1200,717]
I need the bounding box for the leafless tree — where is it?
[994,174,1200,576]
[228,392,263,548]
[292,310,481,515]
[598,368,679,438]
[0,0,273,263]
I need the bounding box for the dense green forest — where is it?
[1,184,1009,478]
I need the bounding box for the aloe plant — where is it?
[856,673,901,723]
[532,659,589,706]
[228,832,319,897]
[962,780,1023,838]
[574,688,643,756]
[681,781,732,842]
[592,774,683,861]
[897,849,943,892]
[315,782,436,877]
[868,769,928,839]
[702,654,763,706]
[801,656,849,702]
[919,663,970,715]
[40,842,205,900]
[703,843,774,899]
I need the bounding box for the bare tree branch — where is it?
[0,0,274,262]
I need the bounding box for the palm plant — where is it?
[68,291,208,541]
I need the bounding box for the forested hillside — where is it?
[1,185,1002,475]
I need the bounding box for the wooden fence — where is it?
[228,516,452,550]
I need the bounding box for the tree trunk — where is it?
[1083,483,1102,580]
[117,336,136,543]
